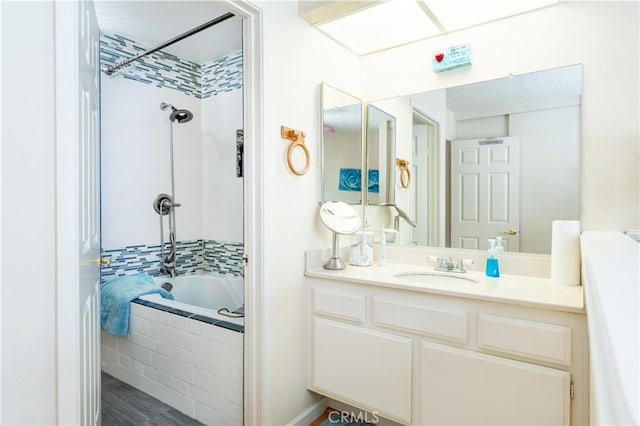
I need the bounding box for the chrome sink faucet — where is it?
[429,256,474,273]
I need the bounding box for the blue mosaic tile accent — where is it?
[101,239,244,282]
[100,32,242,99]
[203,240,244,276]
[100,33,201,98]
[201,50,243,98]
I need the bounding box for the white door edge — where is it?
[220,1,266,425]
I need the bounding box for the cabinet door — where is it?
[311,318,412,424]
[421,341,570,425]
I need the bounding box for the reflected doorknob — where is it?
[504,228,518,236]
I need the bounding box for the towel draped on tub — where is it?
[100,272,174,336]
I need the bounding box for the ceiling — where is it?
[94,1,242,64]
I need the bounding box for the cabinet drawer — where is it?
[478,314,571,366]
[373,298,467,343]
[312,288,366,323]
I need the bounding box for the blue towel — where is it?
[100,272,173,336]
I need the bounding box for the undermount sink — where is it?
[394,272,479,284]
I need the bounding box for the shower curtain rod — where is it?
[104,12,235,76]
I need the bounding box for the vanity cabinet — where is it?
[307,278,587,425]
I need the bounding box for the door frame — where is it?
[54,1,266,424]
[220,1,266,425]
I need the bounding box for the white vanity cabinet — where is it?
[307,277,588,426]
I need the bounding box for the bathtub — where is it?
[101,272,244,424]
[137,273,245,328]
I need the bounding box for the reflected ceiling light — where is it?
[317,1,440,55]
[309,0,560,56]
[422,0,560,32]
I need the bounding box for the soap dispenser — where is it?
[379,224,387,266]
[350,231,373,266]
[485,238,500,277]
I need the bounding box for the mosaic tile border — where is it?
[100,32,242,99]
[101,239,244,282]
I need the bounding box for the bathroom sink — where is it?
[394,272,478,284]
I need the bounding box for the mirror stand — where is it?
[324,232,345,270]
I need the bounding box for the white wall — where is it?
[512,106,580,253]
[0,2,57,423]
[202,90,244,243]
[260,2,362,423]
[455,115,508,140]
[101,77,203,249]
[361,2,639,234]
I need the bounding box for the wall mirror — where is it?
[366,104,396,205]
[321,83,363,204]
[368,64,582,254]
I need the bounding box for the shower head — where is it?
[160,102,193,124]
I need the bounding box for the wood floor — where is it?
[101,372,203,426]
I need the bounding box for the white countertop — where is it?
[306,262,584,313]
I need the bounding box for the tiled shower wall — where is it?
[101,240,244,282]
[100,33,242,98]
[100,32,244,273]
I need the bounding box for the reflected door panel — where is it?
[451,137,520,251]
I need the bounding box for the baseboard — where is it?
[287,397,328,426]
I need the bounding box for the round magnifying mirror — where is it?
[319,201,360,234]
[319,201,361,270]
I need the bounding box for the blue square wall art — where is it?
[339,168,361,191]
[368,169,379,194]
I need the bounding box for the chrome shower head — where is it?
[160,102,193,123]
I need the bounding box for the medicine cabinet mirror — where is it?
[320,83,363,204]
[369,64,582,255]
[366,104,396,205]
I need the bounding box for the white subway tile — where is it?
[154,383,195,417]
[118,354,131,369]
[131,359,144,375]
[143,364,158,381]
[194,401,237,426]
[216,380,242,406]
[117,339,151,365]
[189,319,206,336]
[102,346,118,364]
[172,346,189,364]
[172,377,190,396]
[206,358,227,379]
[156,341,172,357]
[101,330,118,349]
[170,315,192,332]
[203,323,227,343]
[191,368,225,394]
[154,324,193,350]
[129,315,153,336]
[189,384,210,405]
[151,352,192,383]
[225,330,243,348]
[129,331,155,350]
[227,401,243,421]
[188,351,208,371]
[227,366,243,385]
[154,309,173,326]
[131,303,155,320]
[156,371,171,387]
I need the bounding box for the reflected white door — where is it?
[412,124,429,245]
[450,137,520,251]
[55,1,101,424]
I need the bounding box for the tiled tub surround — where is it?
[102,302,243,425]
[101,240,244,281]
[100,32,242,98]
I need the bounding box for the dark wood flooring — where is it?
[101,371,203,426]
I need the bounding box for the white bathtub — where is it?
[101,272,245,424]
[139,273,244,326]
